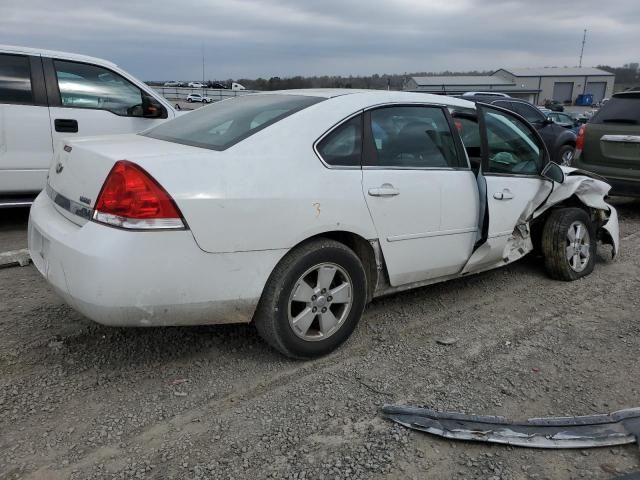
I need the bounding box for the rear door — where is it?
[462,104,548,273]
[0,53,53,194]
[43,57,172,151]
[361,104,479,286]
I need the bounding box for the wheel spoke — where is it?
[330,283,351,304]
[566,245,575,260]
[291,281,315,303]
[317,266,337,290]
[567,226,576,241]
[319,310,338,335]
[575,224,583,241]
[291,307,316,336]
[580,244,590,256]
[572,253,581,268]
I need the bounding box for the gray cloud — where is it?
[1,0,638,80]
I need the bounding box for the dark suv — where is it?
[573,91,640,197]
[462,95,577,165]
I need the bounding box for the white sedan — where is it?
[29,90,619,358]
[186,93,212,103]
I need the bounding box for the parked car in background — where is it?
[29,90,618,358]
[463,95,577,165]
[0,45,176,206]
[573,91,640,197]
[231,82,246,91]
[207,81,227,89]
[186,93,212,103]
[164,81,181,87]
[188,82,205,88]
[463,91,511,98]
[545,100,565,112]
[547,112,582,134]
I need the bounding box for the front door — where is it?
[361,105,479,286]
[462,104,550,273]
[43,58,170,152]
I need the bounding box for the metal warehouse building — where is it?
[405,67,615,105]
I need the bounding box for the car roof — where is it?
[258,89,476,108]
[461,95,535,106]
[0,44,117,68]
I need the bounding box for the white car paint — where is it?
[0,45,176,197]
[188,82,205,88]
[186,93,212,103]
[28,89,619,332]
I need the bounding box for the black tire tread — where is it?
[254,238,366,358]
[541,208,595,281]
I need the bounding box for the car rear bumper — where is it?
[605,177,640,198]
[28,192,287,327]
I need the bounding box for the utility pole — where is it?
[579,29,587,68]
[202,44,205,85]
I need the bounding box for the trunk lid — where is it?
[46,134,207,223]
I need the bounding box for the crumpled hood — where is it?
[527,166,619,256]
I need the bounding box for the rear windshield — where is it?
[143,94,324,150]
[591,95,640,125]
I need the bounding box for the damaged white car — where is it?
[28,90,618,358]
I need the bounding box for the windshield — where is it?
[143,94,324,150]
[591,95,640,125]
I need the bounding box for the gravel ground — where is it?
[1,199,639,480]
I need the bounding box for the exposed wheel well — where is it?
[295,231,379,301]
[530,195,595,252]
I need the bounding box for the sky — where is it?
[1,0,638,81]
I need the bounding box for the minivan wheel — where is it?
[187,98,192,103]
[254,239,367,359]
[558,144,575,166]
[542,208,596,281]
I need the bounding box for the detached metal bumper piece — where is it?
[382,405,640,449]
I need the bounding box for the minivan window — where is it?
[591,95,640,124]
[0,53,33,105]
[144,94,324,151]
[54,60,162,117]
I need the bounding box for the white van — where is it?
[0,45,177,206]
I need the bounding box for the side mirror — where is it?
[541,161,565,183]
[543,117,554,125]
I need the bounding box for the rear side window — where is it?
[144,94,324,151]
[511,102,545,124]
[367,106,461,168]
[316,115,362,167]
[591,95,640,124]
[0,53,33,104]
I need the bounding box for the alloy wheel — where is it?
[566,221,590,272]
[288,263,353,341]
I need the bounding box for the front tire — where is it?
[254,239,367,359]
[542,208,596,281]
[187,98,192,103]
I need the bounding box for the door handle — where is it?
[54,119,78,133]
[493,189,514,200]
[368,184,400,197]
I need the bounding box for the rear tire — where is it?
[542,208,596,281]
[254,239,367,359]
[558,144,575,166]
[187,98,192,103]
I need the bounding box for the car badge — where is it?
[63,145,72,152]
[55,162,64,174]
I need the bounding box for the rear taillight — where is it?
[576,125,586,152]
[92,160,186,230]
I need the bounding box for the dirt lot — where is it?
[1,200,639,480]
